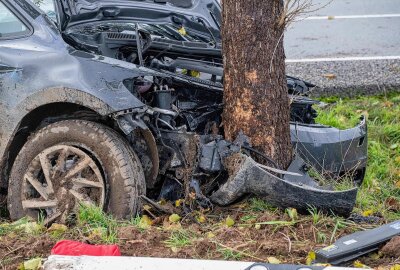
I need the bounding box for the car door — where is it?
[0,0,32,152]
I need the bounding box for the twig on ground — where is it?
[212,241,265,262]
[1,246,24,260]
[279,232,292,252]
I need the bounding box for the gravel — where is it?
[286,59,400,97]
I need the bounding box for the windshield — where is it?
[32,0,57,22]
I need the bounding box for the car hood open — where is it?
[57,0,221,39]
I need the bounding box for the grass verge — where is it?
[316,92,400,220]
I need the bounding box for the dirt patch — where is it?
[118,227,173,258]
[0,205,397,269]
[0,234,56,269]
[381,236,400,258]
[385,197,400,212]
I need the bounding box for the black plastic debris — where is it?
[210,154,358,216]
[315,220,400,265]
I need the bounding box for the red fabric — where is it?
[51,240,121,256]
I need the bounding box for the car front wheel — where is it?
[7,120,145,223]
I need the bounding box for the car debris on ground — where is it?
[0,0,368,225]
[316,220,400,265]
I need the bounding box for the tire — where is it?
[8,120,146,221]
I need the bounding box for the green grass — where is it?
[249,198,277,212]
[307,206,323,225]
[217,248,243,260]
[164,230,193,248]
[78,204,119,243]
[316,92,400,220]
[307,167,356,191]
[0,217,29,236]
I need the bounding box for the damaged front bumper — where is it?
[210,154,358,216]
[209,118,368,216]
[114,108,367,217]
[291,116,368,183]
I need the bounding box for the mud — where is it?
[0,234,55,269]
[381,236,400,258]
[0,208,398,269]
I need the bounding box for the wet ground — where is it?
[0,207,397,270]
[285,0,400,96]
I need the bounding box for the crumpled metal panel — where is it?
[210,154,358,216]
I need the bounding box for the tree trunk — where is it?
[222,0,293,169]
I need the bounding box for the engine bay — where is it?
[64,21,367,215]
[66,21,318,129]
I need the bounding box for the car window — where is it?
[0,2,29,37]
[32,0,57,22]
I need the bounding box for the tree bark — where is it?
[222,0,293,169]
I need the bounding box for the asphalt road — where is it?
[284,0,400,96]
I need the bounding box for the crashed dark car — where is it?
[0,0,367,223]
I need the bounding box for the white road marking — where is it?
[286,56,400,63]
[303,14,400,20]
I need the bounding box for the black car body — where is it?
[0,0,367,221]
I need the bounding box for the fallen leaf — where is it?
[327,15,335,20]
[177,26,187,36]
[169,214,181,223]
[390,264,400,270]
[267,257,281,264]
[48,224,68,238]
[158,199,167,206]
[206,232,215,239]
[18,258,42,270]
[47,223,67,234]
[354,260,370,268]
[175,199,184,207]
[189,70,201,78]
[362,209,374,217]
[225,216,235,227]
[139,215,153,229]
[306,251,316,265]
[197,215,206,223]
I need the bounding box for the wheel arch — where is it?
[1,103,159,195]
[1,85,156,194]
[0,101,114,191]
